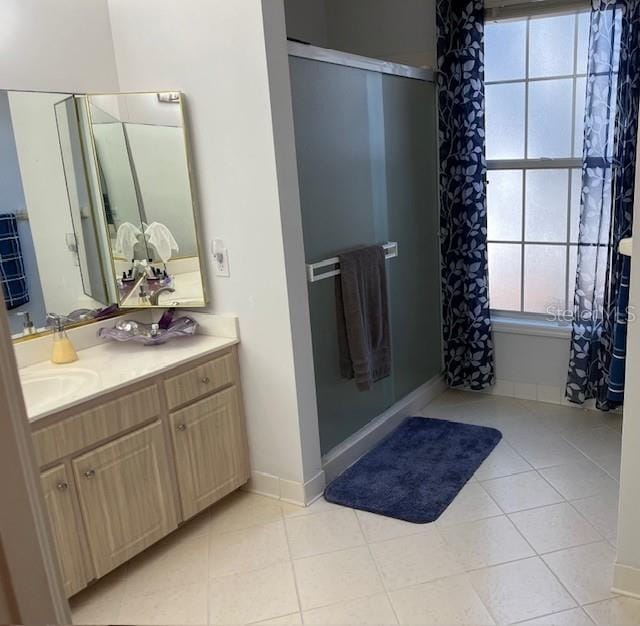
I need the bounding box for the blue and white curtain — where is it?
[436,0,496,390]
[566,0,640,409]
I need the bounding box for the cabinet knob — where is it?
[176,424,187,432]
[56,481,69,491]
[83,469,96,479]
[201,376,211,385]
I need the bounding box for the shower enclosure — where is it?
[289,44,443,455]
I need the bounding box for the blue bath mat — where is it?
[324,417,502,523]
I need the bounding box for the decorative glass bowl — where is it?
[98,316,198,346]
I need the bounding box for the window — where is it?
[484,11,590,318]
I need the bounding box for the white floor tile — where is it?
[370,527,464,589]
[389,574,495,625]
[601,413,623,434]
[293,546,384,611]
[252,613,303,625]
[518,607,595,625]
[208,521,289,578]
[70,567,129,625]
[571,492,619,541]
[423,395,532,428]
[282,497,343,518]
[473,440,533,481]
[436,482,503,527]
[543,542,617,605]
[116,581,208,626]
[509,503,602,554]
[124,525,209,596]
[285,508,364,558]
[302,592,398,625]
[523,402,606,435]
[583,597,640,625]
[481,471,564,513]
[209,562,299,625]
[563,428,622,461]
[592,453,621,481]
[209,491,285,534]
[507,431,589,469]
[439,516,534,569]
[539,461,619,500]
[469,557,576,624]
[369,527,464,591]
[356,510,432,543]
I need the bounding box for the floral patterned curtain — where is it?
[566,0,640,409]
[436,0,495,390]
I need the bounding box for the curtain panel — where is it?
[566,0,640,409]
[436,0,496,390]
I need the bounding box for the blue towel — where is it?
[607,255,631,405]
[0,213,29,310]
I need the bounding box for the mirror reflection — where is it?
[0,90,115,338]
[87,92,206,308]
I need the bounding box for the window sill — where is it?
[491,315,573,339]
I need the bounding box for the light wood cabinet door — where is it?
[170,387,249,519]
[41,465,93,597]
[72,422,177,578]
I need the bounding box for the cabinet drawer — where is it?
[164,351,235,410]
[32,385,160,467]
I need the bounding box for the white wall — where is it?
[107,0,322,499]
[0,0,118,93]
[492,329,572,403]
[284,0,437,69]
[614,130,640,596]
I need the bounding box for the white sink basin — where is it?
[20,368,100,417]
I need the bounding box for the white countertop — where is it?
[20,334,238,422]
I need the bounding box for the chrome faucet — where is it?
[150,287,176,306]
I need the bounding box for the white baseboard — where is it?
[244,469,326,507]
[483,378,623,412]
[613,563,640,599]
[613,562,640,599]
[322,373,447,483]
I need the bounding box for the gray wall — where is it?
[284,0,437,68]
[290,58,442,453]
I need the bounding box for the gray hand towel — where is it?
[335,245,391,391]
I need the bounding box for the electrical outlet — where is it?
[212,239,230,277]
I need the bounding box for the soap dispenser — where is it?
[51,317,78,365]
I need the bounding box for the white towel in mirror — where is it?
[145,222,179,263]
[115,222,142,260]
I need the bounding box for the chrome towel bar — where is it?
[306,242,399,283]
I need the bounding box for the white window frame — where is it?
[485,9,589,322]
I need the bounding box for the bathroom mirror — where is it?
[0,90,117,340]
[86,92,207,308]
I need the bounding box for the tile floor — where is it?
[70,391,640,625]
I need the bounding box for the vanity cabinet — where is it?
[31,345,249,596]
[41,465,93,596]
[72,422,178,577]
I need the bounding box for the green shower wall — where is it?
[290,57,442,454]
